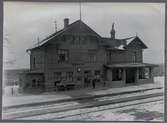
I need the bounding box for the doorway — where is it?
[84,70,91,87]
[126,68,136,84]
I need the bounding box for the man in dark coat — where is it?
[92,77,96,89]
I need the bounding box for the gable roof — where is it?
[101,36,148,50]
[125,36,148,49]
[27,20,102,51]
[27,19,148,51]
[124,36,136,45]
[101,36,135,50]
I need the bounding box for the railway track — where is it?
[2,88,164,120]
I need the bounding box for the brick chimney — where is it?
[64,18,69,28]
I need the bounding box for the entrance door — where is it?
[126,68,136,83]
[73,64,83,86]
[84,70,91,87]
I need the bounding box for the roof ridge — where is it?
[28,19,101,51]
[121,36,136,40]
[102,36,135,40]
[36,19,81,44]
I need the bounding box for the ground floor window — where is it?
[77,76,82,81]
[84,70,92,78]
[32,79,36,87]
[66,72,73,81]
[139,67,150,79]
[32,79,41,87]
[54,72,62,80]
[37,80,41,87]
[112,68,123,81]
[95,70,101,76]
[84,70,92,85]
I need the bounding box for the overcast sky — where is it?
[3,2,165,69]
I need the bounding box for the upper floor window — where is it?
[89,55,96,63]
[132,51,137,63]
[107,51,111,63]
[88,50,97,63]
[57,50,69,63]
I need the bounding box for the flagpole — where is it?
[79,0,81,20]
[79,0,82,48]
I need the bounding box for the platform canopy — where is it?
[104,63,158,68]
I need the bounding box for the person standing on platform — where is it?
[92,76,96,89]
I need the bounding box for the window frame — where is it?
[57,49,69,63]
[54,72,62,81]
[112,68,123,81]
[139,67,150,79]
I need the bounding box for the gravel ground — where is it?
[2,76,164,121]
[59,100,164,121]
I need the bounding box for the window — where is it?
[139,68,150,79]
[89,55,96,63]
[107,51,111,63]
[59,54,65,61]
[32,79,41,87]
[132,51,137,62]
[84,70,91,74]
[58,50,69,63]
[84,70,92,78]
[112,68,123,81]
[37,80,40,87]
[33,57,36,68]
[32,79,36,87]
[88,50,97,63]
[66,72,73,81]
[54,72,62,80]
[77,77,82,81]
[95,70,101,76]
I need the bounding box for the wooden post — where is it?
[122,68,126,84]
[135,68,139,83]
[106,69,112,85]
[149,67,154,80]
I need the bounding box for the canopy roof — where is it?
[104,63,158,68]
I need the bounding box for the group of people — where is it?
[84,75,101,89]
